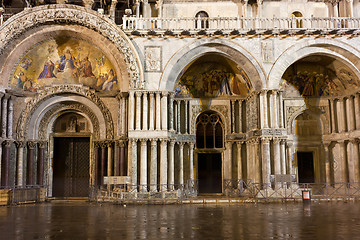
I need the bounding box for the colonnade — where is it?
[0,94,15,187]
[128,91,175,132]
[127,138,195,192]
[259,90,284,129]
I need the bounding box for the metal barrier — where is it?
[0,186,44,205]
[95,179,199,202]
[224,180,360,201]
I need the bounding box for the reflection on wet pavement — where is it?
[0,202,360,239]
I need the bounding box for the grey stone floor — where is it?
[0,201,360,239]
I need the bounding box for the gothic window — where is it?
[195,11,209,29]
[196,111,224,149]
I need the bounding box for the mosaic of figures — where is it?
[174,63,252,98]
[11,37,119,92]
[281,68,360,97]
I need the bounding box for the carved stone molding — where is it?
[16,84,113,140]
[38,102,100,141]
[38,141,47,148]
[15,141,26,148]
[0,4,142,89]
[27,140,37,149]
[286,105,306,134]
[210,105,230,134]
[2,140,12,147]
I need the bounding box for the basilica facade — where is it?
[0,0,360,200]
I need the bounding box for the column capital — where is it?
[261,137,272,144]
[169,140,175,146]
[272,137,281,144]
[150,139,158,146]
[27,140,37,149]
[135,91,142,97]
[38,141,47,148]
[177,141,185,147]
[161,91,168,97]
[140,139,148,145]
[15,141,26,148]
[2,139,12,147]
[169,92,175,98]
[115,140,127,147]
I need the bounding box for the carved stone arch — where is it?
[38,103,100,141]
[0,4,143,89]
[286,105,306,135]
[268,39,360,89]
[191,105,229,135]
[160,38,266,91]
[16,84,113,140]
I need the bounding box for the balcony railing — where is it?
[122,16,360,34]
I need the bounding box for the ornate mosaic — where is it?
[174,63,252,98]
[11,37,119,92]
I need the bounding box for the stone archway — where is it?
[0,4,144,89]
[160,38,266,91]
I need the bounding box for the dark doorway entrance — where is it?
[53,137,90,197]
[297,152,315,183]
[198,153,222,193]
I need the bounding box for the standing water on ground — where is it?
[0,202,359,239]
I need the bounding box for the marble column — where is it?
[225,142,233,180]
[161,93,168,130]
[272,91,279,129]
[348,139,359,183]
[337,98,346,132]
[268,91,274,128]
[237,142,243,180]
[246,140,253,180]
[107,141,113,177]
[1,95,8,138]
[94,142,100,186]
[150,139,157,192]
[160,139,168,191]
[347,0,353,17]
[27,141,37,186]
[176,100,181,134]
[142,92,148,130]
[15,141,25,187]
[354,139,360,183]
[286,142,295,175]
[7,97,13,138]
[330,99,337,133]
[189,142,195,180]
[121,94,127,135]
[261,138,271,185]
[278,91,284,128]
[37,141,46,186]
[260,90,268,129]
[332,1,339,17]
[324,143,331,184]
[273,138,281,187]
[174,100,178,133]
[184,100,188,134]
[178,142,184,185]
[110,0,117,20]
[254,139,261,183]
[333,141,347,183]
[130,139,138,190]
[140,139,147,192]
[119,141,126,176]
[354,94,360,130]
[135,92,142,131]
[100,142,107,184]
[156,92,161,130]
[280,140,286,174]
[169,93,174,131]
[149,92,155,131]
[346,96,355,131]
[1,140,11,186]
[128,91,135,131]
[231,100,235,133]
[238,100,243,132]
[114,141,120,176]
[168,140,175,190]
[243,0,248,17]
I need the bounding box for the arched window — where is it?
[291,11,303,28]
[196,111,224,149]
[195,11,209,29]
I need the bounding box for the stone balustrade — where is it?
[122,16,360,34]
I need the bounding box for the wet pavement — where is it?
[0,201,360,239]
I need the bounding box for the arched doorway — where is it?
[196,111,224,193]
[52,112,91,198]
[195,11,209,29]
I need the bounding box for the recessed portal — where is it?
[53,137,90,197]
[198,153,222,193]
[297,152,315,183]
